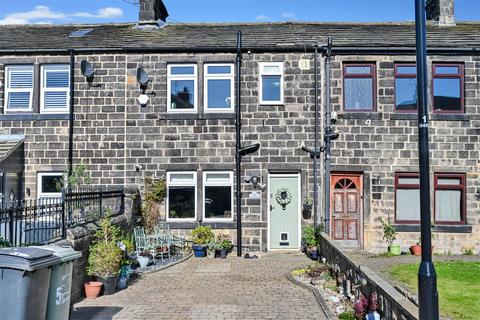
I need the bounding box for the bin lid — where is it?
[33,245,82,262]
[0,247,60,271]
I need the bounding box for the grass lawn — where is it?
[389,261,480,320]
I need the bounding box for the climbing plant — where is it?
[141,177,167,233]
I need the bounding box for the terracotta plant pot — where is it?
[84,281,102,299]
[410,245,434,256]
[410,245,422,256]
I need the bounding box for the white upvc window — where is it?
[204,64,234,112]
[166,171,197,221]
[40,64,70,114]
[4,65,34,112]
[37,172,63,203]
[259,62,284,104]
[203,171,233,221]
[167,64,197,113]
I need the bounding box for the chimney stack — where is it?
[439,0,455,26]
[139,0,169,27]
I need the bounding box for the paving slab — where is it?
[71,252,327,320]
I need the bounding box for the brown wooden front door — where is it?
[330,174,362,247]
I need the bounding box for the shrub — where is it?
[141,177,166,233]
[338,311,356,320]
[87,215,123,277]
[303,225,318,247]
[381,219,397,246]
[0,236,10,248]
[353,295,369,319]
[191,226,214,245]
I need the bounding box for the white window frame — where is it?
[259,62,284,105]
[166,171,197,221]
[4,65,34,112]
[167,64,198,113]
[37,172,63,202]
[40,64,70,114]
[203,64,234,113]
[203,171,234,222]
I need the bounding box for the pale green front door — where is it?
[269,174,300,249]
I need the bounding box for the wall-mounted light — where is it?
[80,60,102,88]
[244,175,267,192]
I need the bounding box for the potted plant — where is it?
[410,238,422,256]
[303,225,318,259]
[191,226,214,257]
[207,239,221,259]
[366,292,380,320]
[381,219,400,255]
[87,215,123,296]
[137,250,152,267]
[302,197,313,219]
[218,234,232,259]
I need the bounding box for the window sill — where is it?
[160,113,235,120]
[161,221,237,229]
[390,113,470,121]
[339,112,382,120]
[394,224,472,233]
[0,113,70,121]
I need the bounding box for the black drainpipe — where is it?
[313,45,320,228]
[235,31,243,257]
[68,50,75,177]
[323,38,332,235]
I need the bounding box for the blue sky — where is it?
[0,0,478,25]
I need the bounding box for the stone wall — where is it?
[319,233,418,320]
[52,186,140,302]
[0,50,478,253]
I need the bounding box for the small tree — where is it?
[381,219,397,246]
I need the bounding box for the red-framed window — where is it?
[343,63,376,112]
[394,173,420,224]
[432,63,464,113]
[434,173,466,224]
[394,64,417,112]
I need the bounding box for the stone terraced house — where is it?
[0,0,478,254]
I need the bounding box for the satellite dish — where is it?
[136,68,150,87]
[80,60,95,82]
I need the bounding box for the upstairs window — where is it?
[4,65,34,112]
[434,174,465,224]
[204,64,234,112]
[395,173,420,223]
[259,62,283,104]
[166,172,197,221]
[41,65,70,113]
[343,63,376,111]
[167,64,197,113]
[432,63,464,113]
[203,171,233,221]
[395,64,417,112]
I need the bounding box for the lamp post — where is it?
[414,0,439,319]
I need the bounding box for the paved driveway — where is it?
[71,252,326,320]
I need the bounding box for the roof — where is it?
[0,22,479,52]
[0,135,24,163]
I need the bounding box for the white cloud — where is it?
[0,5,124,25]
[255,15,270,21]
[0,5,65,25]
[72,7,123,19]
[281,12,296,19]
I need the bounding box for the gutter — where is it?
[0,46,478,55]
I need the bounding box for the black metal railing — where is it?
[0,186,124,247]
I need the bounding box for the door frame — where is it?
[329,172,364,248]
[267,173,301,251]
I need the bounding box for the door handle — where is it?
[270,205,274,211]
